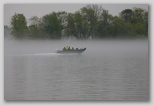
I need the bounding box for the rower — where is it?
[63,47,66,51]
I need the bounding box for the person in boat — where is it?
[63,46,70,51]
[68,46,70,50]
[63,46,68,51]
[63,47,66,51]
[72,47,74,50]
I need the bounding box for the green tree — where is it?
[42,12,62,39]
[65,13,79,38]
[28,16,44,38]
[144,11,148,36]
[66,5,100,39]
[131,8,145,24]
[66,10,89,39]
[97,10,113,38]
[10,13,28,38]
[112,16,126,37]
[75,11,90,39]
[80,5,98,39]
[56,11,68,29]
[9,5,148,39]
[119,8,148,38]
[120,9,133,22]
[131,8,148,37]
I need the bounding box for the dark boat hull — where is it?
[56,48,86,54]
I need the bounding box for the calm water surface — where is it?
[4,39,149,101]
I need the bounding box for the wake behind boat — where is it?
[56,46,86,54]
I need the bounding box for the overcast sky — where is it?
[4,4,149,25]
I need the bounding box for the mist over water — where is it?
[4,39,148,56]
[4,39,149,100]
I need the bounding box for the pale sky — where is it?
[4,4,149,25]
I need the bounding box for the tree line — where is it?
[7,5,148,39]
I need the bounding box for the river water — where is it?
[4,39,149,101]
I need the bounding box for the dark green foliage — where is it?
[97,10,114,38]
[42,12,62,39]
[10,13,28,38]
[120,9,133,22]
[9,5,148,39]
[66,13,78,38]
